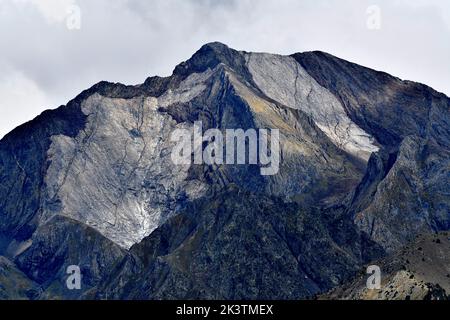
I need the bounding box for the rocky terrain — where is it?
[0,42,448,299]
[322,232,450,300]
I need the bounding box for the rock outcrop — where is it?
[0,42,449,299]
[321,232,450,300]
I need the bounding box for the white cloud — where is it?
[11,0,76,23]
[0,64,52,138]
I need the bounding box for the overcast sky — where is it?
[0,0,449,138]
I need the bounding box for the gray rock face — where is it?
[294,51,450,252]
[352,136,450,252]
[246,53,379,161]
[0,42,449,299]
[0,256,39,300]
[14,216,126,299]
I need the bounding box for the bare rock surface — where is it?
[246,52,379,161]
[0,42,449,299]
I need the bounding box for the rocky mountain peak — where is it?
[0,43,449,300]
[173,42,237,77]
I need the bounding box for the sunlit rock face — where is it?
[246,52,379,161]
[294,50,450,253]
[43,93,208,248]
[0,42,449,300]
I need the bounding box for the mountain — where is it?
[321,232,450,300]
[0,42,449,299]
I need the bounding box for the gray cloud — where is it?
[0,0,449,138]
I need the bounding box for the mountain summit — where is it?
[0,43,449,299]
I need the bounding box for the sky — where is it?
[0,0,449,139]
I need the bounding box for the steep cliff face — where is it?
[295,51,450,252]
[90,187,383,299]
[0,42,449,299]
